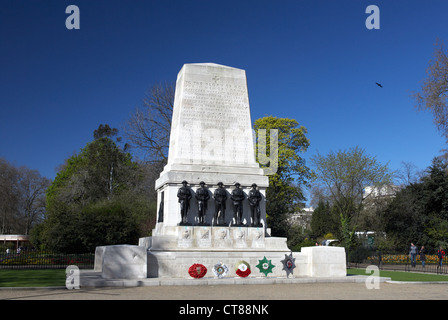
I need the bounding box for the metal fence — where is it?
[0,250,94,269]
[347,251,448,274]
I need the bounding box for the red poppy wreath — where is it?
[188,263,207,278]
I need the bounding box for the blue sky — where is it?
[1,0,447,188]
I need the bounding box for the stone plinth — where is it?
[93,241,347,279]
[139,224,295,278]
[96,245,147,279]
[139,233,347,278]
[146,250,299,278]
[147,225,271,251]
[300,246,347,277]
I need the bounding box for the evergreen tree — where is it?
[310,200,337,237]
[37,125,155,253]
[384,157,448,251]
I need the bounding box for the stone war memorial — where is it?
[93,63,347,282]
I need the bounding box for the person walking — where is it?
[437,247,445,271]
[409,243,418,268]
[419,246,426,268]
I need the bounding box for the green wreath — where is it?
[256,256,275,276]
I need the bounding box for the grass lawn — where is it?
[0,269,66,287]
[347,268,448,282]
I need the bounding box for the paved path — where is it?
[1,282,448,300]
[2,282,446,319]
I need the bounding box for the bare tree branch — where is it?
[124,82,174,166]
[412,39,448,145]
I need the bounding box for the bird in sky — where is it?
[375,82,383,88]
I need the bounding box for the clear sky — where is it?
[1,0,447,188]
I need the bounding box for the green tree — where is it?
[254,116,313,237]
[46,136,137,210]
[384,157,448,251]
[421,157,448,219]
[310,146,392,249]
[310,200,338,237]
[38,125,155,253]
[93,123,119,140]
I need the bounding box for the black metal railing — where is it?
[0,250,94,269]
[347,250,448,274]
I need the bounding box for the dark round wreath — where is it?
[188,263,207,278]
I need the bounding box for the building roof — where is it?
[0,234,30,241]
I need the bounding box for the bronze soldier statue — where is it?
[231,182,246,226]
[195,181,210,225]
[213,182,227,226]
[248,183,262,227]
[177,180,192,225]
[157,191,164,223]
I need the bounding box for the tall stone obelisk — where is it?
[155,63,269,227]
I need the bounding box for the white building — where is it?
[0,234,30,250]
[363,185,400,199]
[289,207,314,229]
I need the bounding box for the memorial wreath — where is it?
[256,256,275,276]
[235,260,251,278]
[212,262,229,278]
[188,263,207,278]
